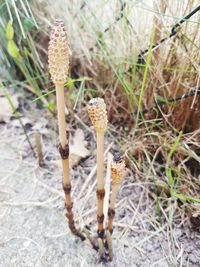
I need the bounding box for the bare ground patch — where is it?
[0,102,200,267]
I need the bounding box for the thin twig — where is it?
[126,4,200,72]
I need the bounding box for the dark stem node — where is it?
[59,143,69,159]
[97,214,105,224]
[97,229,105,239]
[96,189,105,200]
[63,184,71,194]
[108,208,115,218]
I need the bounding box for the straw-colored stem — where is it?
[56,83,84,240]
[107,184,120,233]
[56,83,68,149]
[56,83,70,189]
[106,230,113,261]
[97,132,104,189]
[98,238,104,258]
[109,184,120,210]
[96,131,105,236]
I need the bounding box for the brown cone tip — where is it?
[87,98,107,132]
[48,19,69,84]
[111,153,125,185]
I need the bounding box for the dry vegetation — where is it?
[33,0,200,203]
[0,0,200,266]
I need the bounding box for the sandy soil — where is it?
[0,96,200,267]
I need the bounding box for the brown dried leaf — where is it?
[69,128,90,168]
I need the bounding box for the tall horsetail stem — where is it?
[107,153,125,233]
[87,98,108,241]
[48,19,84,240]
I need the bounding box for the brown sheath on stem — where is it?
[48,19,84,240]
[87,98,107,238]
[107,153,125,233]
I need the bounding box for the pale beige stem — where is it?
[107,184,120,232]
[55,83,84,240]
[109,184,120,210]
[96,131,105,235]
[98,238,104,258]
[61,159,70,187]
[97,132,104,189]
[56,83,68,148]
[56,83,70,187]
[106,230,113,261]
[55,83,70,199]
[87,97,107,241]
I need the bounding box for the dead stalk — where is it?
[35,131,44,167]
[87,98,108,240]
[48,19,84,240]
